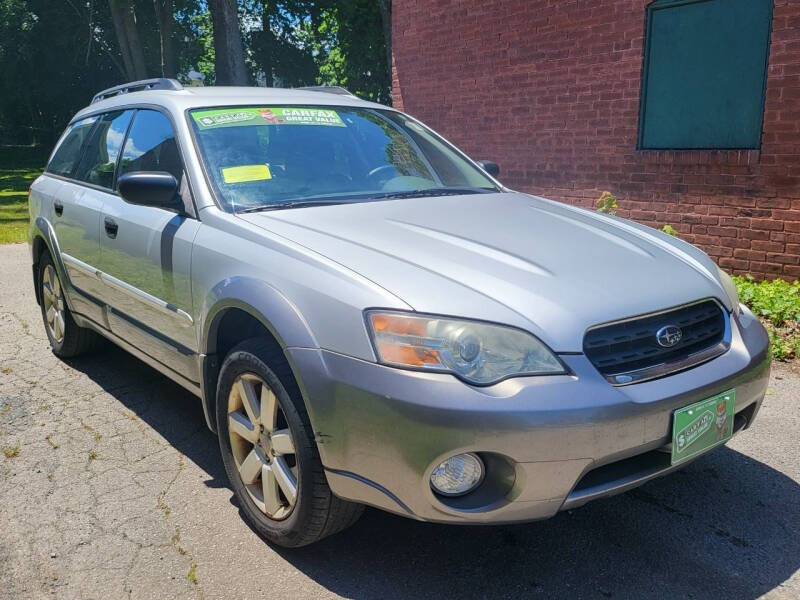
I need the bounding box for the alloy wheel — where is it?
[42,264,66,343]
[227,373,298,520]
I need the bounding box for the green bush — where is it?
[733,275,800,360]
[595,191,617,215]
[767,329,800,361]
[661,224,678,237]
[733,275,800,324]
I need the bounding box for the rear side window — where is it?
[47,117,98,177]
[73,110,135,189]
[118,110,183,183]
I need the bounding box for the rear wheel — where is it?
[38,252,102,357]
[216,338,363,547]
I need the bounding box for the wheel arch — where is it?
[31,233,48,306]
[31,217,73,310]
[199,278,319,434]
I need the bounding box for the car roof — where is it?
[73,85,392,122]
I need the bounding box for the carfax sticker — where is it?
[192,107,345,129]
[221,164,272,184]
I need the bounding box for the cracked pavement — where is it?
[1,242,798,599]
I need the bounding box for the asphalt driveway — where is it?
[1,242,798,600]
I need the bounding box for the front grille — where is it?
[583,299,727,383]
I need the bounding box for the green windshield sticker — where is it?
[192,107,345,129]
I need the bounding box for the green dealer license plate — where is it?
[671,389,735,466]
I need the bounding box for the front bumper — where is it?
[288,305,770,524]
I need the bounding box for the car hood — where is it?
[238,192,730,352]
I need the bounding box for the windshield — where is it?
[189,106,501,212]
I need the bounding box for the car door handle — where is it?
[104,217,118,239]
[53,201,63,216]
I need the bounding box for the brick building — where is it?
[392,0,800,279]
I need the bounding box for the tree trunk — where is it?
[208,0,248,85]
[108,0,147,80]
[122,2,148,79]
[153,0,177,78]
[375,0,391,81]
[108,0,135,79]
[261,1,275,86]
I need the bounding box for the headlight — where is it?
[365,311,565,385]
[716,266,740,314]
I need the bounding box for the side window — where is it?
[118,110,183,183]
[73,110,135,189]
[386,112,491,188]
[46,117,98,177]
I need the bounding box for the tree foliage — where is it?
[248,0,323,87]
[311,0,390,103]
[0,0,391,147]
[0,0,120,147]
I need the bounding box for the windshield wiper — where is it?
[238,198,351,213]
[370,186,497,200]
[237,187,497,213]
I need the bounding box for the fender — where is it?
[199,276,319,432]
[32,216,78,313]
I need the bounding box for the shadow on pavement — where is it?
[68,345,799,600]
[65,344,226,484]
[277,447,799,600]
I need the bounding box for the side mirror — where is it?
[117,171,181,210]
[476,160,500,178]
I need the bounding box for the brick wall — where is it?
[392,0,800,280]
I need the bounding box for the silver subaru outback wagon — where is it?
[28,78,770,547]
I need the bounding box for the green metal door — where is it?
[639,0,773,149]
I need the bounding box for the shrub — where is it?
[734,275,800,324]
[733,275,800,360]
[595,191,617,215]
[661,224,678,237]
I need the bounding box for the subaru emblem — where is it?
[656,325,683,348]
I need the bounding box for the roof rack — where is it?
[91,78,183,104]
[294,86,355,97]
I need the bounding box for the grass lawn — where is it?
[0,162,42,244]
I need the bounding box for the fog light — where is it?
[430,453,484,496]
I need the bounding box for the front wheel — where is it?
[216,338,363,547]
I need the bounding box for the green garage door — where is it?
[639,0,773,150]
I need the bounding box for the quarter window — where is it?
[46,117,98,177]
[639,0,773,149]
[118,110,183,183]
[73,110,135,189]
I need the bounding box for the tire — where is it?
[216,338,363,547]
[38,251,103,358]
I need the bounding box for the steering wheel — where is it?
[366,165,398,184]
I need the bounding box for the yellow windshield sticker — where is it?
[221,164,272,184]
